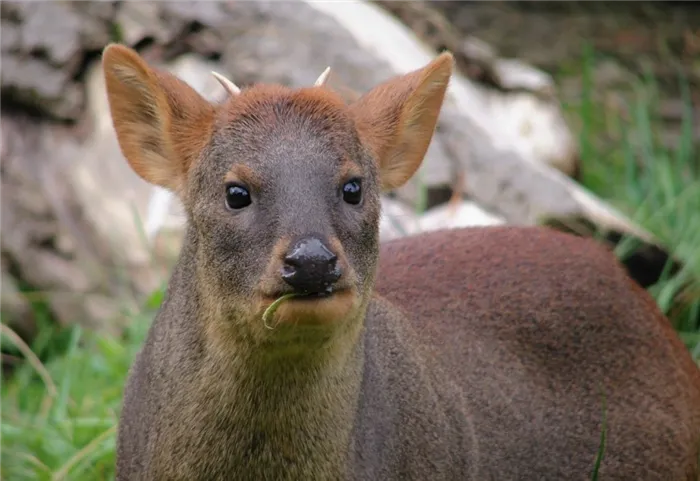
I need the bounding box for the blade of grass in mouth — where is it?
[262,293,299,329]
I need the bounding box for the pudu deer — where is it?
[102,43,700,480]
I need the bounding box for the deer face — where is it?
[188,86,382,328]
[101,44,453,333]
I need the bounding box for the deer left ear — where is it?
[350,52,454,192]
[102,43,216,193]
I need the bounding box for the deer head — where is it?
[102,44,453,340]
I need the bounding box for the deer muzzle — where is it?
[281,235,343,295]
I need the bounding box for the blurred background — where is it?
[1,1,699,479]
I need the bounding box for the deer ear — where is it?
[102,44,216,192]
[351,52,454,192]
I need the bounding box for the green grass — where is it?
[1,46,698,480]
[560,44,700,361]
[1,296,156,480]
[590,388,608,481]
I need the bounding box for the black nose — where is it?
[282,236,341,294]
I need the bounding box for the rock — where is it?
[1,263,37,342]
[460,36,496,64]
[380,197,506,242]
[372,0,579,178]
[114,2,168,46]
[418,201,505,233]
[20,2,82,66]
[1,19,20,51]
[490,58,555,97]
[217,1,397,91]
[161,1,227,28]
[1,54,84,119]
[307,0,580,196]
[379,197,421,242]
[184,29,222,58]
[0,1,102,120]
[0,113,127,331]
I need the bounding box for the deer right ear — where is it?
[102,44,216,192]
[350,52,454,192]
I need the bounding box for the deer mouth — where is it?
[259,284,358,327]
[265,285,348,302]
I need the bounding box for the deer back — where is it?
[359,225,700,480]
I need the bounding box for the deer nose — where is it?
[282,236,341,294]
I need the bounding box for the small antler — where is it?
[211,71,241,96]
[314,67,331,87]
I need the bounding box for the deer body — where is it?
[102,44,700,481]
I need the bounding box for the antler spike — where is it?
[211,71,241,96]
[314,66,331,87]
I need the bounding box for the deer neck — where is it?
[216,341,364,479]
[176,232,368,479]
[201,316,366,479]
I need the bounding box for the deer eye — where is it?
[225,183,251,210]
[342,179,362,205]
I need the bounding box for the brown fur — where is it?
[102,43,700,481]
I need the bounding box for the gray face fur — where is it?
[185,86,383,309]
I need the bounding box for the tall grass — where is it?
[1,294,157,481]
[564,44,700,361]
